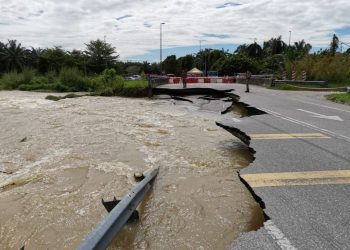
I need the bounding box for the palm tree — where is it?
[263,36,287,55]
[28,47,43,69]
[294,40,312,55]
[0,40,28,71]
[247,42,263,58]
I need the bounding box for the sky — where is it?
[1,0,350,62]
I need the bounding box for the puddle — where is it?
[0,91,263,249]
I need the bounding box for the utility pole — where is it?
[160,22,165,74]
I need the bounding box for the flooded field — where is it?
[0,91,263,250]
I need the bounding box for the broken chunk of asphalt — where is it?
[221,102,267,117]
[215,122,251,146]
[170,96,193,103]
[153,94,194,103]
[152,88,240,101]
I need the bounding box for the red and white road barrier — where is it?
[169,77,236,84]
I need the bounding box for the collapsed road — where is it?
[0,90,263,249]
[1,85,349,249]
[157,83,350,250]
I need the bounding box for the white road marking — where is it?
[297,109,343,121]
[264,220,297,250]
[232,118,241,122]
[261,108,350,143]
[291,99,350,113]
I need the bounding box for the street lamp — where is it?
[199,39,206,51]
[289,30,292,47]
[160,22,165,74]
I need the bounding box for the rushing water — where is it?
[0,91,263,250]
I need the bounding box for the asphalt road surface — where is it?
[160,83,350,250]
[226,84,350,250]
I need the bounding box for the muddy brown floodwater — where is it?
[0,91,263,250]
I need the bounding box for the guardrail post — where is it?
[148,75,153,98]
[271,79,275,87]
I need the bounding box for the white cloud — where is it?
[0,0,350,59]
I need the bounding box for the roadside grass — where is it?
[271,82,348,91]
[124,80,148,89]
[327,82,350,88]
[115,80,148,97]
[270,83,300,90]
[325,93,350,105]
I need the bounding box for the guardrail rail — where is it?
[77,167,159,250]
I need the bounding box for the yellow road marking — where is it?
[250,133,330,140]
[241,170,350,187]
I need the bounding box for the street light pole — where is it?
[160,22,165,74]
[289,30,291,47]
[199,40,205,51]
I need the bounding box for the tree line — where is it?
[0,39,161,76]
[1,34,350,83]
[162,34,350,83]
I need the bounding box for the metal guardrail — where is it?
[77,167,159,250]
[148,75,169,88]
[148,75,170,97]
[273,80,327,85]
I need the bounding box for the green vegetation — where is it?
[0,39,150,96]
[1,34,350,96]
[271,83,301,91]
[59,67,90,91]
[124,80,148,89]
[326,93,350,105]
[46,93,86,101]
[271,82,348,91]
[91,68,124,96]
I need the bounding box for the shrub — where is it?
[140,71,147,80]
[59,67,90,91]
[18,82,68,92]
[91,68,125,94]
[53,83,69,92]
[289,54,350,84]
[0,71,24,89]
[21,67,36,84]
[46,70,57,83]
[30,76,49,85]
[101,68,124,90]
